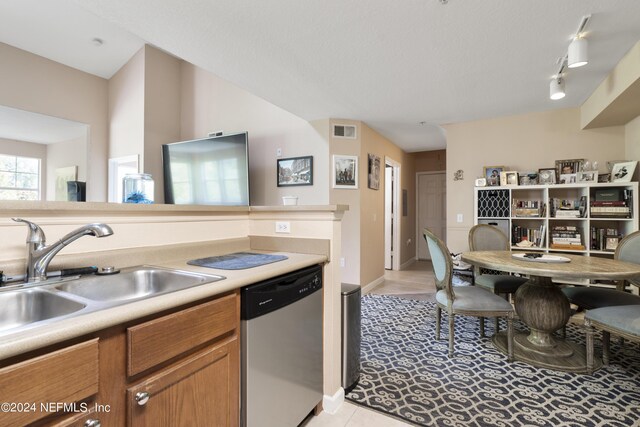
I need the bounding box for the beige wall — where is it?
[0,42,108,201]
[144,46,182,203]
[444,107,626,253]
[180,63,330,206]
[108,47,145,164]
[0,138,47,199]
[46,137,87,201]
[413,149,446,172]
[625,115,640,181]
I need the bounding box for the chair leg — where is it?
[436,306,441,341]
[479,317,485,338]
[507,314,514,362]
[585,319,594,374]
[603,331,611,365]
[448,313,455,357]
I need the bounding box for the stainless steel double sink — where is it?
[0,266,225,337]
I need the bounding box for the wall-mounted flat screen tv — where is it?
[162,132,249,205]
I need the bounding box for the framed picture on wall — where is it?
[277,156,313,187]
[333,155,358,189]
[367,154,381,190]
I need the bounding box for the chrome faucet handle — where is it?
[12,218,46,245]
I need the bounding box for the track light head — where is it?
[568,37,588,68]
[550,77,566,100]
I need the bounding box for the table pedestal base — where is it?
[493,332,601,373]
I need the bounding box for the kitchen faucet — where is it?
[12,218,114,282]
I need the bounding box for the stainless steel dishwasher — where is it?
[241,264,323,427]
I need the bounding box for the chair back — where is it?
[423,228,454,301]
[616,230,640,286]
[468,224,510,251]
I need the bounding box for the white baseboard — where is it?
[400,257,417,270]
[322,387,344,415]
[361,276,385,295]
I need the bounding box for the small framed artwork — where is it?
[597,173,611,183]
[611,161,637,182]
[277,156,313,187]
[538,168,557,185]
[333,155,358,189]
[367,154,381,190]
[605,236,619,251]
[577,171,598,183]
[559,173,577,184]
[55,165,78,201]
[500,171,519,186]
[556,159,584,180]
[483,166,505,186]
[518,171,538,186]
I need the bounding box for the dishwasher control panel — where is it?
[241,264,322,320]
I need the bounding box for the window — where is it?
[0,154,40,200]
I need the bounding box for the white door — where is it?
[417,173,446,260]
[384,166,393,269]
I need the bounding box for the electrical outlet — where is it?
[276,148,282,157]
[275,221,290,233]
[340,257,345,267]
[457,213,463,223]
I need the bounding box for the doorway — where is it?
[384,158,401,270]
[417,172,446,260]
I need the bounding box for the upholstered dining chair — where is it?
[585,305,640,374]
[562,231,640,310]
[423,228,514,360]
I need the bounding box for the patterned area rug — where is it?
[347,294,640,427]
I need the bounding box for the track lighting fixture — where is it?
[549,15,591,100]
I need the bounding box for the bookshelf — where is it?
[475,182,638,287]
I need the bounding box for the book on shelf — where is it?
[550,197,586,218]
[512,199,542,217]
[550,243,586,250]
[590,227,622,251]
[512,224,545,247]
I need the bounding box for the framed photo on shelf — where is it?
[277,156,313,187]
[483,166,505,186]
[597,173,611,183]
[577,171,598,183]
[500,171,519,186]
[611,161,637,183]
[518,171,538,186]
[605,236,620,251]
[538,168,557,185]
[555,159,584,182]
[559,173,577,184]
[332,155,358,189]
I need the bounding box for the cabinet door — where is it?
[127,337,238,427]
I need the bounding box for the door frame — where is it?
[416,170,446,259]
[385,157,401,271]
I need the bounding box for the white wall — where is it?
[626,115,640,181]
[180,63,330,207]
[46,136,87,201]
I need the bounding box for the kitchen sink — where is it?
[55,266,224,302]
[0,289,86,334]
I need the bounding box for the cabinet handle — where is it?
[135,391,150,406]
[84,420,101,427]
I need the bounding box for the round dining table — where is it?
[461,251,640,373]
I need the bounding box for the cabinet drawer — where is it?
[128,292,237,376]
[0,339,99,427]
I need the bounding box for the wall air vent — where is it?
[333,124,357,139]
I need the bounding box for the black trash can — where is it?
[341,283,361,392]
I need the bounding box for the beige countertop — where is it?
[0,251,326,361]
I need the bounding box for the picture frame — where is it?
[577,171,598,183]
[538,168,557,185]
[559,173,577,184]
[277,156,313,187]
[555,159,584,181]
[483,166,505,187]
[367,153,381,190]
[611,161,637,183]
[55,165,78,201]
[597,173,611,183]
[518,171,538,186]
[333,155,358,189]
[500,171,519,186]
[605,236,619,251]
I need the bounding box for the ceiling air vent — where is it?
[333,124,357,139]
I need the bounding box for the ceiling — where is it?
[2,1,640,152]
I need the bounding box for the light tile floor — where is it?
[302,261,435,427]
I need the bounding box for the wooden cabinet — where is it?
[0,290,240,427]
